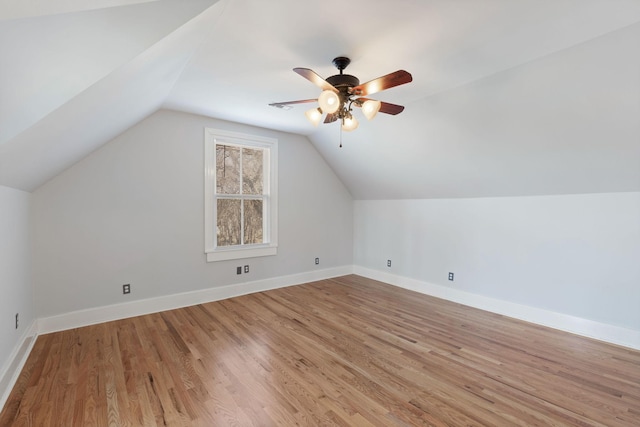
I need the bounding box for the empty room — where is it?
[1,0,639,425]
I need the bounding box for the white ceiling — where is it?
[1,0,639,196]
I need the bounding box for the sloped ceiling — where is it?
[1,0,639,197]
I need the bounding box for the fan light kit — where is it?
[270,57,412,141]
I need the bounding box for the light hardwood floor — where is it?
[1,275,639,426]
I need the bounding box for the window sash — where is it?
[204,128,278,262]
[214,195,268,246]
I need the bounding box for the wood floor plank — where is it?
[1,275,639,426]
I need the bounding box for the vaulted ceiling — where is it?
[1,0,639,197]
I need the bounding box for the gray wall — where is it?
[0,186,33,374]
[354,193,640,332]
[32,110,353,318]
[351,23,640,335]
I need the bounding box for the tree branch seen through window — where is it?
[215,144,264,247]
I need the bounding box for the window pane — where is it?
[217,199,241,246]
[242,148,263,195]
[243,199,263,245]
[216,144,240,194]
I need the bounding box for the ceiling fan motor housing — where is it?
[327,56,359,94]
[326,74,360,90]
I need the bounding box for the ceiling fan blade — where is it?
[324,113,338,124]
[350,70,412,96]
[355,98,405,115]
[293,68,339,93]
[378,102,405,115]
[269,99,317,108]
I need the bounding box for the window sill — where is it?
[206,245,277,262]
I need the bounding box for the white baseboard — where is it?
[1,266,352,414]
[354,266,640,351]
[0,319,38,412]
[3,265,638,414]
[38,265,354,335]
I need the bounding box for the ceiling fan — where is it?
[270,57,412,133]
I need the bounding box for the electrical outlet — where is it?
[244,265,249,273]
[448,272,454,281]
[315,257,319,265]
[15,313,18,330]
[237,266,242,275]
[123,284,131,294]
[387,260,392,267]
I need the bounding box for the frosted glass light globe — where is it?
[318,90,340,114]
[342,115,359,132]
[362,99,381,120]
[305,108,323,126]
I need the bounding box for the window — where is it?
[204,128,277,262]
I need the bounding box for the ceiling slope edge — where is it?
[404,18,640,107]
[0,0,225,192]
[1,0,160,21]
[0,0,220,146]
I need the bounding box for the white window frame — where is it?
[204,128,278,262]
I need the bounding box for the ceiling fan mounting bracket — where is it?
[332,56,351,73]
